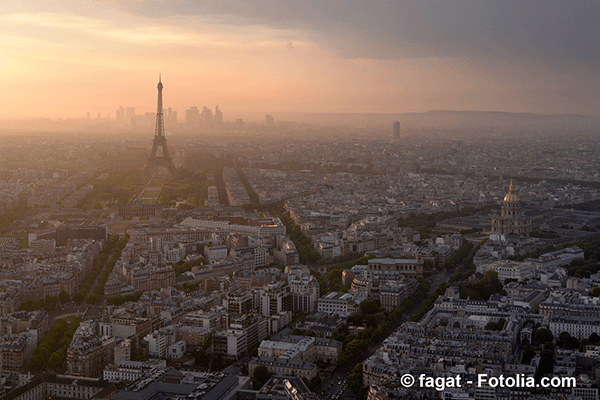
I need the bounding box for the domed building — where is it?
[491,181,532,235]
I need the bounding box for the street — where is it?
[316,269,452,399]
[48,303,90,325]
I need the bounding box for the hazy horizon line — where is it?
[2,109,599,122]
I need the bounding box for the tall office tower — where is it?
[185,106,200,126]
[266,114,274,129]
[145,112,156,127]
[116,106,125,121]
[393,121,400,139]
[213,105,223,127]
[144,75,177,177]
[126,107,136,126]
[201,106,213,129]
[166,107,177,125]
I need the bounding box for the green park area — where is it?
[157,169,210,208]
[78,172,146,210]
[141,189,161,199]
[28,317,81,373]
[148,180,164,188]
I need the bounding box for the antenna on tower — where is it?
[159,73,161,82]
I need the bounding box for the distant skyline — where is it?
[2,0,599,119]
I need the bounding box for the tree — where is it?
[28,351,47,372]
[58,290,70,304]
[44,295,59,309]
[557,331,580,350]
[360,298,380,315]
[539,349,555,375]
[522,347,536,364]
[460,270,504,300]
[307,376,321,391]
[347,363,364,394]
[47,350,65,371]
[85,294,100,305]
[591,287,600,297]
[338,338,369,368]
[589,332,600,345]
[253,365,272,389]
[535,328,554,345]
[27,317,80,372]
[73,292,85,304]
[485,319,505,331]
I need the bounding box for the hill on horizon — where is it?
[252,110,600,129]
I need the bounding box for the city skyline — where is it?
[1,1,600,394]
[1,1,599,120]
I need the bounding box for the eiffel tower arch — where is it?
[145,75,177,177]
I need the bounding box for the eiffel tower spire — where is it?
[145,74,176,176]
[155,73,164,138]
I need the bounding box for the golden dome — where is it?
[503,180,519,203]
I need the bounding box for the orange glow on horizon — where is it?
[0,3,597,120]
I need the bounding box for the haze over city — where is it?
[2,0,600,120]
[2,2,600,400]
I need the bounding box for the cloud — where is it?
[2,0,600,116]
[110,0,600,69]
[10,1,599,67]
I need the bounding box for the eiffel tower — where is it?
[144,74,177,176]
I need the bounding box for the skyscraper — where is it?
[166,107,177,124]
[214,105,223,127]
[393,121,400,139]
[185,106,200,126]
[201,106,213,129]
[116,106,125,121]
[126,107,136,126]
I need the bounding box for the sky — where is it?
[1,0,599,119]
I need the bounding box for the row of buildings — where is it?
[0,239,103,312]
